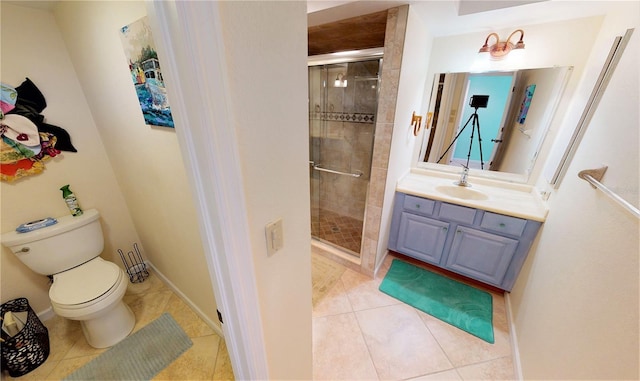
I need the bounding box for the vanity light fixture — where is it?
[334,73,347,87]
[478,29,525,60]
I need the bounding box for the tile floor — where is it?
[1,270,234,381]
[312,253,516,380]
[3,252,514,381]
[311,208,364,255]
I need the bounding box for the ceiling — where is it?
[308,10,388,55]
[452,0,547,15]
[308,0,618,37]
[6,0,617,39]
[3,1,58,11]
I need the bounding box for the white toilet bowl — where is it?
[1,209,136,348]
[49,257,135,348]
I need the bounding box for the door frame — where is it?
[147,1,269,379]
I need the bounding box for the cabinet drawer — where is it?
[480,212,527,237]
[438,203,476,224]
[403,195,435,215]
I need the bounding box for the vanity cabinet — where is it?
[388,192,541,291]
[396,213,449,264]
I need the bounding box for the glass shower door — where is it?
[309,65,324,253]
[309,59,380,256]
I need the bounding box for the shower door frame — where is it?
[308,49,383,259]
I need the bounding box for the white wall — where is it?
[6,1,312,377]
[1,1,219,329]
[498,67,567,175]
[214,2,313,377]
[150,1,312,377]
[0,3,139,314]
[51,1,219,325]
[405,3,638,378]
[510,4,639,378]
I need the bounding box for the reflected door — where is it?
[450,74,514,169]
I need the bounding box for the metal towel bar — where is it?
[578,166,640,219]
[309,161,362,178]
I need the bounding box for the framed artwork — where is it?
[517,84,536,125]
[119,16,174,128]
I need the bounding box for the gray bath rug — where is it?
[64,313,192,380]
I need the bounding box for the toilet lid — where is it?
[50,258,121,305]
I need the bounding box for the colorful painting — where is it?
[119,16,174,128]
[517,84,536,125]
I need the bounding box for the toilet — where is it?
[1,209,135,348]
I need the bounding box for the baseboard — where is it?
[146,261,224,338]
[373,250,390,277]
[505,292,523,380]
[37,306,55,322]
[36,262,224,341]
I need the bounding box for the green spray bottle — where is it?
[60,185,83,216]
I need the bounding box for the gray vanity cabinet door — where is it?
[396,212,449,265]
[446,226,518,286]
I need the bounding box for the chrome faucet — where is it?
[455,165,471,187]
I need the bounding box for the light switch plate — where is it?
[265,218,283,256]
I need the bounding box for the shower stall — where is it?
[308,57,381,257]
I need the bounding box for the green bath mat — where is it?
[380,259,494,343]
[64,313,192,380]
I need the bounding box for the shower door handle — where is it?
[313,164,362,178]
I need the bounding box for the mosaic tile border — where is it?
[310,112,375,124]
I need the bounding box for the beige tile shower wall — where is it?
[316,120,374,221]
[361,6,408,274]
[314,64,378,222]
[309,6,408,271]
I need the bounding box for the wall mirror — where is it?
[418,66,572,182]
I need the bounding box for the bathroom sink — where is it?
[434,185,489,201]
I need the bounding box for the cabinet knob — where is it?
[415,204,420,208]
[499,223,506,228]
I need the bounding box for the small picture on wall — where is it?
[517,84,536,125]
[119,16,174,128]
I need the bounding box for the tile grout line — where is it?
[408,307,459,379]
[336,273,381,380]
[351,310,382,381]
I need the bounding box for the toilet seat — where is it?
[50,257,121,309]
[48,256,135,347]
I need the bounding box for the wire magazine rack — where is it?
[118,243,149,283]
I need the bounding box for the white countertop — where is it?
[397,169,549,222]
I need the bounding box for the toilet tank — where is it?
[1,209,105,276]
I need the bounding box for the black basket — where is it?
[1,298,50,377]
